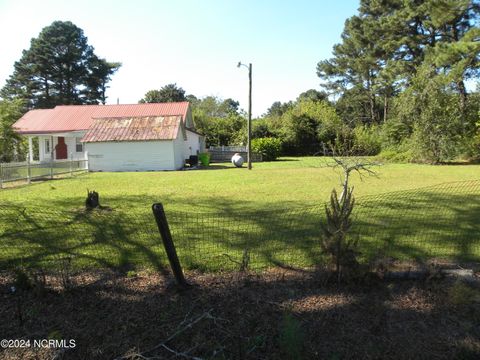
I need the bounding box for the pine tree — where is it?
[1,21,121,108]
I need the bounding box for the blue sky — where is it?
[0,0,359,116]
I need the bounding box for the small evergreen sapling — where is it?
[321,152,379,282]
[321,187,359,283]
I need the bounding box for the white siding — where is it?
[37,132,86,162]
[38,136,50,162]
[173,133,186,170]
[65,137,87,160]
[85,141,176,171]
[184,130,201,156]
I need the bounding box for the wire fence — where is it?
[0,159,88,187]
[208,149,263,162]
[0,180,479,272]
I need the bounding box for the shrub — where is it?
[198,152,211,166]
[352,124,382,155]
[377,141,415,163]
[461,120,480,161]
[251,137,282,161]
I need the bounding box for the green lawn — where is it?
[1,157,479,271]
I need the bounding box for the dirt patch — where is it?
[1,269,479,359]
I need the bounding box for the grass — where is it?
[2,157,480,211]
[1,157,480,270]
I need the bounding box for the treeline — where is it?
[145,1,480,163]
[315,0,480,163]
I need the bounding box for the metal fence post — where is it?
[152,203,189,288]
[0,163,3,189]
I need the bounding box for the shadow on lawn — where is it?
[0,270,479,359]
[0,181,479,272]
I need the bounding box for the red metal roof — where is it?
[13,102,190,134]
[81,116,182,143]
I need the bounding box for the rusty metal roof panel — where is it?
[81,116,181,143]
[13,102,190,134]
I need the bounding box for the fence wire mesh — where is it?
[0,159,87,186]
[0,180,479,272]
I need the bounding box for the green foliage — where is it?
[126,270,137,278]
[321,188,359,281]
[251,118,276,139]
[192,96,244,147]
[265,101,293,118]
[251,137,282,161]
[381,116,413,147]
[278,99,343,155]
[297,89,329,103]
[352,125,382,155]
[279,313,304,360]
[139,83,187,103]
[317,0,480,159]
[377,145,415,163]
[1,21,120,108]
[394,65,464,163]
[198,152,211,166]
[0,99,27,162]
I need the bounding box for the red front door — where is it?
[55,137,68,160]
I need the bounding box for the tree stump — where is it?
[86,190,100,210]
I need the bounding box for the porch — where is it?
[26,131,87,162]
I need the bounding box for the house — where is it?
[13,102,205,171]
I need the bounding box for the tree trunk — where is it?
[452,24,468,131]
[367,74,376,123]
[457,80,467,121]
[383,94,388,123]
[86,190,100,210]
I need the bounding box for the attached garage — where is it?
[82,115,192,171]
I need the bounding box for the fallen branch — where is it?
[115,309,216,360]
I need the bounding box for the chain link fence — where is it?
[0,180,479,272]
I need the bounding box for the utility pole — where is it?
[247,63,252,170]
[238,61,253,170]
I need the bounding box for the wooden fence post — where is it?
[27,157,31,184]
[0,163,3,189]
[70,152,73,177]
[152,203,189,288]
[85,151,89,172]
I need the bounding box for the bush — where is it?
[251,137,282,161]
[461,120,480,161]
[352,124,382,155]
[198,152,211,166]
[377,140,415,163]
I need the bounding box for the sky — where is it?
[0,0,360,116]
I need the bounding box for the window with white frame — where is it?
[76,138,83,152]
[44,139,50,154]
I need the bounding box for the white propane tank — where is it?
[231,153,244,167]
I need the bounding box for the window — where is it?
[44,139,50,154]
[76,138,83,152]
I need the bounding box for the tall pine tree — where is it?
[1,21,121,109]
